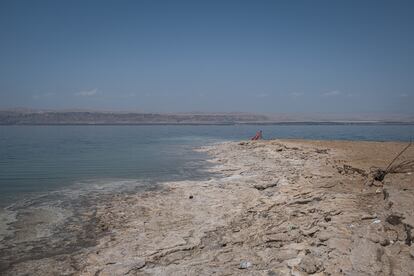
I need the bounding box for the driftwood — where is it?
[373,139,413,181]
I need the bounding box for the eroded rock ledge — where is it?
[5,140,414,275]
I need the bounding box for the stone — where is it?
[361,213,377,220]
[253,180,279,190]
[99,258,146,276]
[386,214,403,225]
[327,238,352,254]
[318,231,331,242]
[302,226,319,236]
[350,239,388,274]
[239,260,252,269]
[290,267,308,276]
[299,255,323,274]
[274,249,299,262]
[286,257,302,268]
[265,233,290,242]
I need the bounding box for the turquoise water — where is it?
[0,124,413,206]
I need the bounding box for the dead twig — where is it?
[373,138,412,181]
[388,159,414,174]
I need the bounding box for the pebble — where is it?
[239,260,252,269]
[318,231,331,242]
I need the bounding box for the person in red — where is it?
[251,130,263,140]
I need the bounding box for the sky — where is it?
[0,0,413,114]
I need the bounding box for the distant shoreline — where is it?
[1,110,413,125]
[1,122,414,126]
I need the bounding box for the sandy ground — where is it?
[3,139,414,275]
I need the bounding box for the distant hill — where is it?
[0,110,413,125]
[0,110,270,125]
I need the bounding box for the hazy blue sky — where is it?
[0,0,413,113]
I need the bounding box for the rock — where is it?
[386,214,403,225]
[267,270,277,276]
[302,226,319,237]
[361,213,377,220]
[365,179,374,186]
[189,195,193,199]
[239,260,252,269]
[290,267,308,276]
[289,196,322,205]
[327,238,352,254]
[286,257,302,268]
[380,238,390,246]
[367,232,389,246]
[99,258,146,276]
[318,231,331,242]
[253,180,279,190]
[269,267,291,275]
[274,249,299,262]
[341,164,368,176]
[299,255,323,274]
[265,233,290,242]
[350,239,389,275]
[372,180,383,187]
[386,229,399,242]
[385,201,393,210]
[383,188,389,200]
[387,243,402,255]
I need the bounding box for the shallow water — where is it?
[1,124,413,206]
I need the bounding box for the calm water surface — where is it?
[0,124,413,206]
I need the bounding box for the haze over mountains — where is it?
[1,109,413,125]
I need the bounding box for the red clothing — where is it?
[251,131,262,140]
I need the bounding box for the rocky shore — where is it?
[3,139,414,275]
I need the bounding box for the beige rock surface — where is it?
[3,139,414,275]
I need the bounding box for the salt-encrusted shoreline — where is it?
[4,140,414,275]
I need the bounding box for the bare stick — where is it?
[385,138,412,173]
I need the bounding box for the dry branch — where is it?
[373,139,413,182]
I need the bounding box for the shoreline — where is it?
[1,121,414,126]
[2,139,414,275]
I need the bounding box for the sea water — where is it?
[1,124,413,206]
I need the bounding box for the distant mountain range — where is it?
[0,109,413,125]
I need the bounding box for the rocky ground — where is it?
[3,139,414,275]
